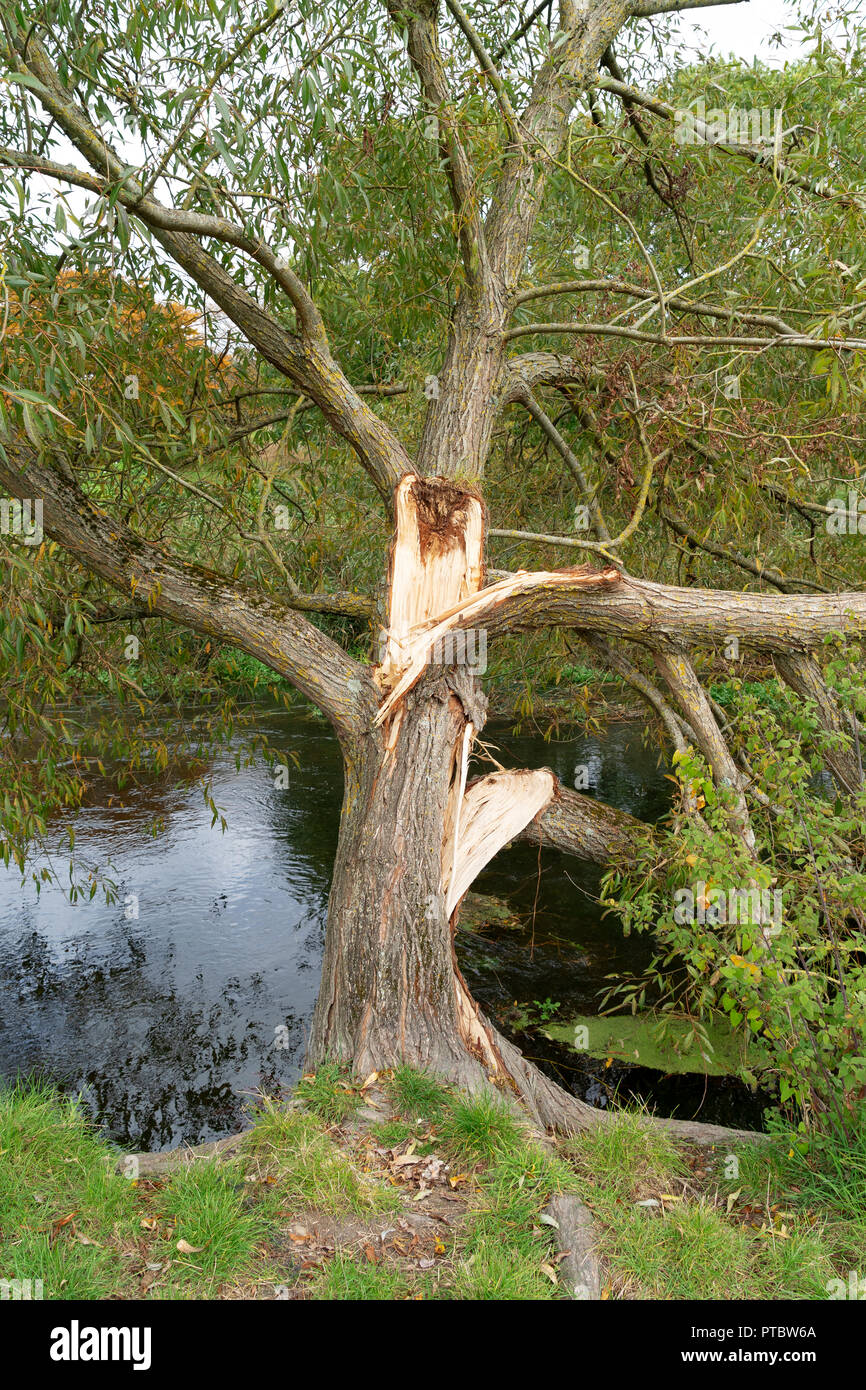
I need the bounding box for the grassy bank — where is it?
[1,1071,863,1300]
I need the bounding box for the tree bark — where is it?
[775,652,864,795]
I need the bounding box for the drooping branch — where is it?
[658,507,831,595]
[580,633,695,754]
[3,31,412,503]
[491,0,552,62]
[0,440,375,739]
[512,385,611,542]
[652,646,755,848]
[593,74,866,212]
[385,0,489,284]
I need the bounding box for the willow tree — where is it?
[2,0,865,1138]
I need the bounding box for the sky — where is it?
[671,0,862,66]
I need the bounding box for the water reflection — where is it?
[0,712,680,1149]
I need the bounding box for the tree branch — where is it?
[0,439,376,739]
[652,645,755,848]
[513,275,799,337]
[385,0,488,284]
[469,571,866,654]
[658,506,831,594]
[505,321,866,352]
[3,32,412,503]
[517,777,647,863]
[631,0,745,13]
[774,652,864,795]
[593,74,866,211]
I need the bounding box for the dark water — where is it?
[0,710,767,1149]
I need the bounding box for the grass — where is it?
[293,1062,363,1126]
[386,1065,447,1120]
[423,1084,579,1301]
[308,1251,413,1301]
[437,1092,524,1164]
[244,1100,400,1217]
[3,1070,865,1301]
[565,1108,862,1300]
[0,1079,141,1299]
[710,677,786,712]
[143,1160,270,1297]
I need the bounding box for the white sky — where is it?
[671,0,862,65]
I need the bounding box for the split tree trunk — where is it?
[309,472,513,1087]
[307,475,756,1144]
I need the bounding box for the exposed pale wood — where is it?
[443,769,556,915]
[445,721,476,897]
[376,473,485,692]
[454,974,502,1072]
[375,564,621,724]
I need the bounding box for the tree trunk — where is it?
[308,682,756,1146]
[308,474,758,1145]
[308,668,494,1086]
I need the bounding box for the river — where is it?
[0,709,767,1148]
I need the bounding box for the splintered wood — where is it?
[375,480,619,723]
[373,474,600,918]
[376,473,484,694]
[442,770,556,916]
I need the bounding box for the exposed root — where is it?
[474,1008,764,1147]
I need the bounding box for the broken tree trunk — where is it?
[308,474,761,1145]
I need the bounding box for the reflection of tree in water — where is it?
[2,914,321,1150]
[1,713,675,1149]
[257,718,344,888]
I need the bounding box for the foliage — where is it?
[602,642,866,1138]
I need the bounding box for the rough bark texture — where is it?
[307,476,763,1144]
[545,1193,604,1300]
[308,671,494,1082]
[775,652,864,795]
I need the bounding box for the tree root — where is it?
[479,1010,765,1147]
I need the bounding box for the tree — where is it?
[1,0,865,1141]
